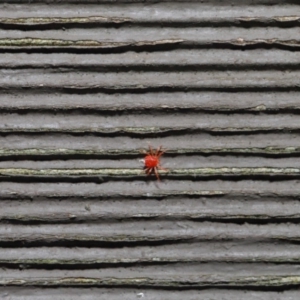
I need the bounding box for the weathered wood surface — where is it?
[0,0,300,299]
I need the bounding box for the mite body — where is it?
[141,145,167,180]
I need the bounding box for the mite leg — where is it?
[148,145,154,155]
[156,146,167,158]
[154,167,160,181]
[158,165,168,172]
[145,167,152,175]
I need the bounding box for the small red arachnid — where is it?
[141,145,167,180]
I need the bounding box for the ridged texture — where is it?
[0,1,300,299]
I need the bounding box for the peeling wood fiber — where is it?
[0,1,300,299]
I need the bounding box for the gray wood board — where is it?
[0,0,300,299]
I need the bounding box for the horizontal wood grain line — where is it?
[0,132,298,156]
[1,256,300,266]
[2,246,300,265]
[0,38,183,49]
[0,1,296,19]
[1,275,300,289]
[1,51,300,70]
[0,147,299,158]
[1,92,300,115]
[1,243,300,263]
[2,210,300,224]
[0,0,295,3]
[0,127,300,136]
[0,70,300,94]
[0,105,300,114]
[0,191,299,203]
[0,16,131,26]
[0,25,298,41]
[0,180,298,200]
[1,222,300,239]
[0,190,227,200]
[0,16,299,28]
[0,167,300,178]
[0,38,299,51]
[0,289,296,300]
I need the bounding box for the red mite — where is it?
[141,145,167,180]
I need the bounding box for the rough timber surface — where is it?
[0,0,300,299]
